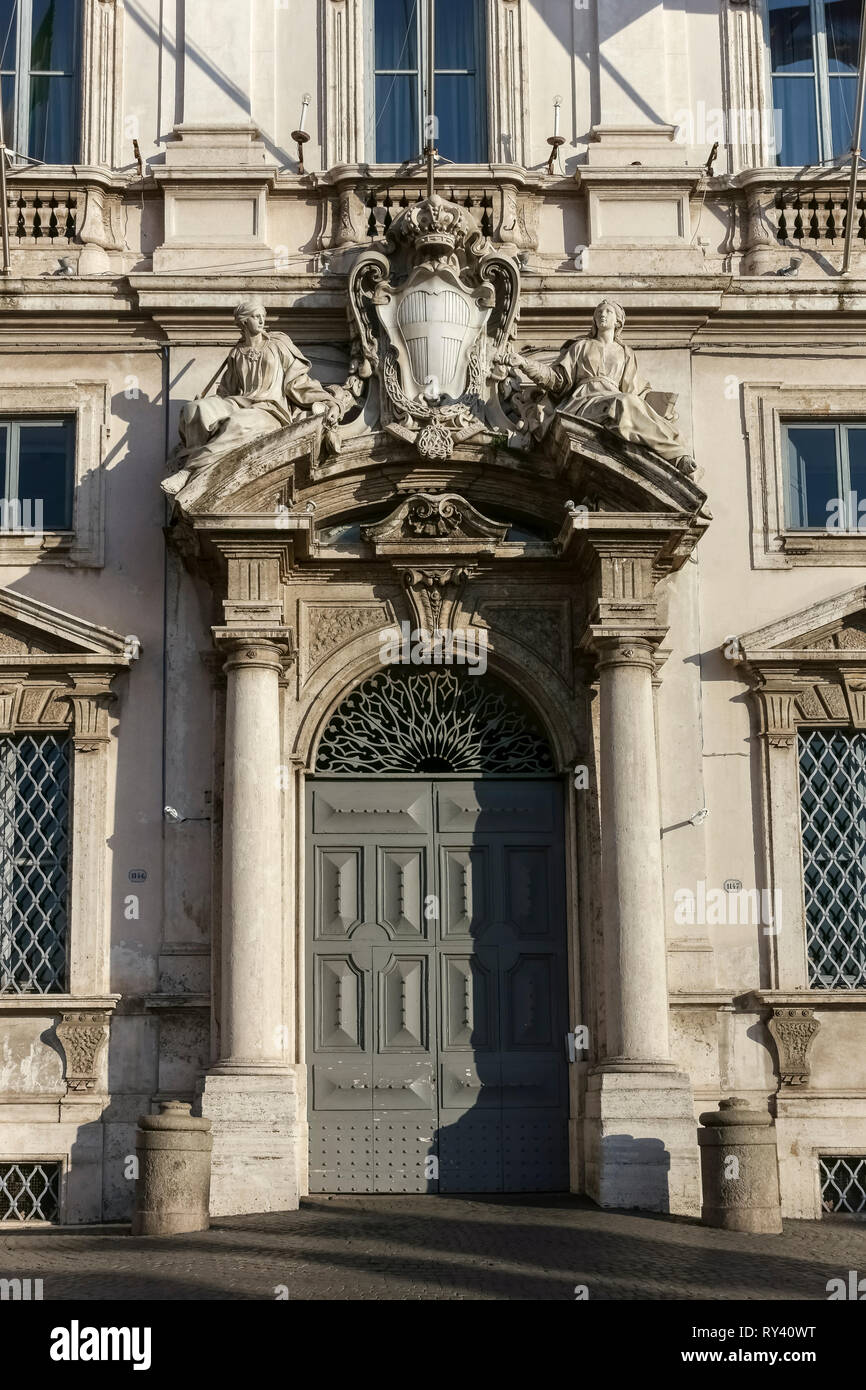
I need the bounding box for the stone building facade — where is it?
[1,0,866,1225]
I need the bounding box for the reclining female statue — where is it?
[164,299,340,496]
[507,299,695,475]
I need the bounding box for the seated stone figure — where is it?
[508,299,695,475]
[164,300,339,496]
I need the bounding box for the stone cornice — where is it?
[0,994,120,1014]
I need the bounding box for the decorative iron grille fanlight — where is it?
[316,668,554,774]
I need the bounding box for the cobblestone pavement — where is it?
[2,1195,865,1300]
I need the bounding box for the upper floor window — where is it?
[0,0,80,164]
[372,0,487,164]
[0,416,75,532]
[770,0,865,166]
[784,420,866,528]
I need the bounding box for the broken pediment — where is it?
[548,415,710,519]
[163,416,322,521]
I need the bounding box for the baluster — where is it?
[382,190,392,231]
[792,196,804,242]
[31,191,43,240]
[65,194,76,241]
[366,188,377,237]
[47,192,59,241]
[15,193,26,240]
[826,197,837,242]
[808,197,820,241]
[481,192,493,237]
[858,194,866,242]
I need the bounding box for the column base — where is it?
[583,1065,700,1216]
[199,1070,302,1217]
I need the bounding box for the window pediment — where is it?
[732,587,866,736]
[0,588,133,663]
[734,585,866,666]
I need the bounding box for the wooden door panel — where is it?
[314,951,367,1051]
[439,844,490,938]
[309,778,569,1194]
[314,847,363,939]
[378,845,428,938]
[376,951,430,1052]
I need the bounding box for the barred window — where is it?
[798,728,866,987]
[0,733,70,994]
[0,1160,60,1221]
[820,1155,866,1214]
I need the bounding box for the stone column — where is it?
[214,638,285,1073]
[584,633,701,1217]
[597,638,671,1064]
[200,630,299,1217]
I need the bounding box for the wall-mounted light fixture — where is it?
[292,93,312,175]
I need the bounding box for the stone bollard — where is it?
[131,1101,213,1237]
[698,1096,782,1234]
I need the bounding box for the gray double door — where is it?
[307,777,569,1193]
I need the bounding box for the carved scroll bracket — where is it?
[56,1010,111,1094]
[767,1006,821,1086]
[396,566,474,633]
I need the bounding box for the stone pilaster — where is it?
[65,676,117,997]
[199,627,300,1216]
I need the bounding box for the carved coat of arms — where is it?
[347,193,521,458]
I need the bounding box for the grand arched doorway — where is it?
[306,667,569,1194]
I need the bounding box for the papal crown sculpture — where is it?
[162,194,695,504]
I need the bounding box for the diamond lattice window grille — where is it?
[316,668,554,775]
[0,734,70,994]
[820,1156,866,1215]
[798,729,866,989]
[0,1161,61,1221]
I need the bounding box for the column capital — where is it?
[212,626,296,674]
[584,627,669,667]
